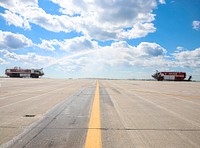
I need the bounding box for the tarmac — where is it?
[0,78,200,147]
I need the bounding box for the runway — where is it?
[1,78,200,147]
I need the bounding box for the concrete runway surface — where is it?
[0,78,200,148]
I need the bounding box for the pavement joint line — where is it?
[1,126,200,132]
[85,80,102,148]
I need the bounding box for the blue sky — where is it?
[0,0,200,80]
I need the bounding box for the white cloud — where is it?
[72,0,157,40]
[32,40,170,74]
[38,36,98,52]
[173,48,200,61]
[119,23,156,39]
[48,41,168,72]
[60,37,98,52]
[0,0,38,8]
[159,0,166,4]
[0,0,158,40]
[0,0,38,30]
[0,57,8,65]
[38,39,58,51]
[0,49,56,68]
[52,43,200,74]
[173,48,200,68]
[1,50,20,61]
[0,0,75,33]
[0,10,30,30]
[26,8,75,33]
[136,42,167,57]
[192,21,200,30]
[175,46,186,53]
[0,30,32,50]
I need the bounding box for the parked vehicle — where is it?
[5,67,44,78]
[152,70,192,81]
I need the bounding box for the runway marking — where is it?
[0,82,71,100]
[133,93,200,128]
[0,86,69,109]
[85,80,102,148]
[130,89,200,99]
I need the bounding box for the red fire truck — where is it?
[5,67,44,78]
[152,71,192,81]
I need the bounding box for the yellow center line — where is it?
[85,80,102,148]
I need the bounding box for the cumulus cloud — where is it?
[60,37,98,52]
[175,46,186,53]
[38,39,58,51]
[0,30,32,50]
[38,36,98,52]
[119,23,156,39]
[0,10,30,30]
[0,0,38,8]
[30,40,170,74]
[159,0,166,4]
[192,21,200,30]
[45,41,168,72]
[0,0,158,40]
[173,48,200,68]
[0,0,75,32]
[173,48,200,60]
[0,49,56,67]
[136,42,167,57]
[71,0,157,40]
[0,57,8,65]
[51,43,200,76]
[27,8,75,33]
